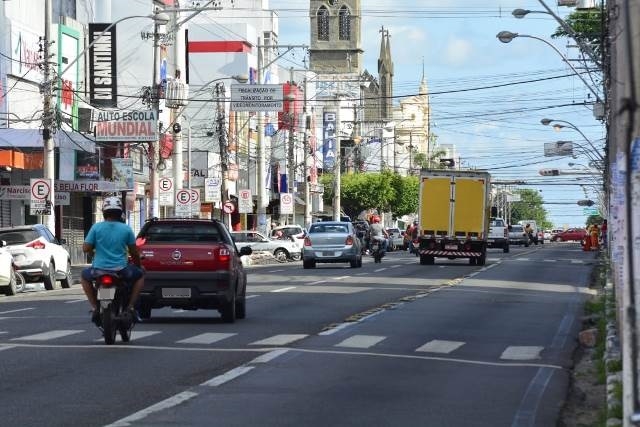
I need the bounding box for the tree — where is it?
[510,189,552,229]
[550,8,603,63]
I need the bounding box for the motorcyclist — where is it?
[80,196,145,325]
[524,223,536,245]
[368,215,389,256]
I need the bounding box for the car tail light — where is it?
[98,275,115,287]
[304,237,312,247]
[26,240,46,250]
[218,247,231,264]
[345,235,354,245]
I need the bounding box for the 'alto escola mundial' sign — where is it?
[92,110,158,142]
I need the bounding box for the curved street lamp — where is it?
[496,31,602,103]
[541,118,604,162]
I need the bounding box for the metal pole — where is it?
[42,0,55,233]
[333,98,341,221]
[288,68,296,225]
[303,77,312,229]
[150,17,162,219]
[216,83,227,224]
[256,37,267,234]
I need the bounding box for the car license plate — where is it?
[162,288,191,298]
[97,287,116,300]
[445,244,458,251]
[487,239,494,243]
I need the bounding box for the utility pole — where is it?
[149,14,162,219]
[215,82,227,223]
[333,98,341,221]
[42,0,55,234]
[303,77,311,228]
[287,68,296,226]
[256,37,268,234]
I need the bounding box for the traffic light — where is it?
[577,199,595,206]
[539,169,560,176]
[440,158,455,168]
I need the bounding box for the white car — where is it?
[0,242,19,296]
[231,230,302,262]
[0,224,72,290]
[385,227,405,251]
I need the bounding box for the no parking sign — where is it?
[280,193,293,215]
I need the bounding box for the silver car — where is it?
[231,230,302,262]
[302,221,362,269]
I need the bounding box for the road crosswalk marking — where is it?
[177,333,236,345]
[12,330,83,341]
[335,334,386,348]
[250,334,308,346]
[415,339,465,354]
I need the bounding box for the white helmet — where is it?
[102,196,123,213]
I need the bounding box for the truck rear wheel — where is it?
[420,255,434,265]
[477,253,487,266]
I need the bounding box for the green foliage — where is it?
[320,171,419,219]
[510,189,551,227]
[586,214,604,227]
[550,9,603,61]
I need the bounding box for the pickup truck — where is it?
[488,217,509,253]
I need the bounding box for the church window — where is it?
[339,6,351,40]
[317,7,329,41]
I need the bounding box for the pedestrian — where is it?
[600,219,607,247]
[589,224,600,251]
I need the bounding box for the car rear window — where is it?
[490,219,505,227]
[511,225,523,232]
[0,230,40,244]
[140,223,222,243]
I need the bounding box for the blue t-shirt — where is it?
[85,221,136,270]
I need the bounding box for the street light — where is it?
[541,118,604,162]
[496,31,602,103]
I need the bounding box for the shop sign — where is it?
[93,110,158,142]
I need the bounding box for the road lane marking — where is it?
[500,346,543,360]
[307,280,326,285]
[250,334,308,346]
[93,330,162,343]
[543,259,557,263]
[106,391,199,427]
[335,335,386,349]
[272,286,297,292]
[0,344,16,351]
[65,299,86,304]
[177,333,236,345]
[201,366,254,387]
[333,276,350,280]
[12,330,83,341]
[374,268,386,273]
[389,264,402,269]
[415,340,465,354]
[570,260,584,264]
[250,348,289,363]
[511,367,555,426]
[0,308,34,315]
[268,269,285,273]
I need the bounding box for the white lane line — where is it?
[335,335,386,349]
[93,330,162,343]
[333,276,350,280]
[12,330,84,341]
[543,259,557,263]
[106,391,199,427]
[307,280,326,285]
[65,299,86,304]
[515,258,531,261]
[246,295,260,299]
[374,268,387,273]
[415,340,465,354]
[0,308,34,315]
[272,286,297,293]
[177,333,236,345]
[268,269,285,273]
[250,348,289,364]
[250,334,308,346]
[570,260,584,264]
[500,346,544,360]
[0,344,17,351]
[389,264,402,269]
[201,366,254,387]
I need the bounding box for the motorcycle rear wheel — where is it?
[102,306,117,345]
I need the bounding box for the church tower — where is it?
[377,27,394,120]
[309,0,363,74]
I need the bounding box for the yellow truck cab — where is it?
[417,170,491,266]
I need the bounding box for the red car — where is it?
[135,218,252,322]
[552,228,587,242]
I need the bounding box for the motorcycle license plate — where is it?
[97,287,116,300]
[162,288,191,298]
[445,244,458,251]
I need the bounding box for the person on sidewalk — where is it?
[589,223,600,251]
[80,197,145,325]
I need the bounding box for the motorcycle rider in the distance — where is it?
[80,196,145,325]
[524,223,536,245]
[368,215,389,256]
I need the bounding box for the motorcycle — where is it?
[371,238,385,263]
[94,270,134,345]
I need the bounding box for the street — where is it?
[0,243,596,427]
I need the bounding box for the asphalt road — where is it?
[0,242,597,427]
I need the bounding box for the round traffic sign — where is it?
[159,178,173,192]
[223,201,235,214]
[31,179,51,200]
[176,189,191,204]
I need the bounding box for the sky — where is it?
[268,0,606,229]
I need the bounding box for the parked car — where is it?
[231,230,301,262]
[135,218,253,322]
[0,241,19,296]
[543,230,552,241]
[552,228,588,242]
[508,224,529,246]
[0,224,72,290]
[488,217,509,252]
[303,221,362,269]
[385,227,405,251]
[270,225,306,242]
[550,229,565,240]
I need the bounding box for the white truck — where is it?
[416,170,491,266]
[488,217,509,253]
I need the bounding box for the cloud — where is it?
[444,38,474,66]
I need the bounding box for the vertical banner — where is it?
[75,150,99,180]
[323,111,336,169]
[111,158,134,190]
[88,23,117,107]
[58,25,80,131]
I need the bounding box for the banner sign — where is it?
[111,158,134,190]
[230,84,284,112]
[76,150,99,180]
[54,180,119,192]
[0,186,69,205]
[88,23,118,107]
[93,110,158,141]
[322,111,337,169]
[204,177,221,202]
